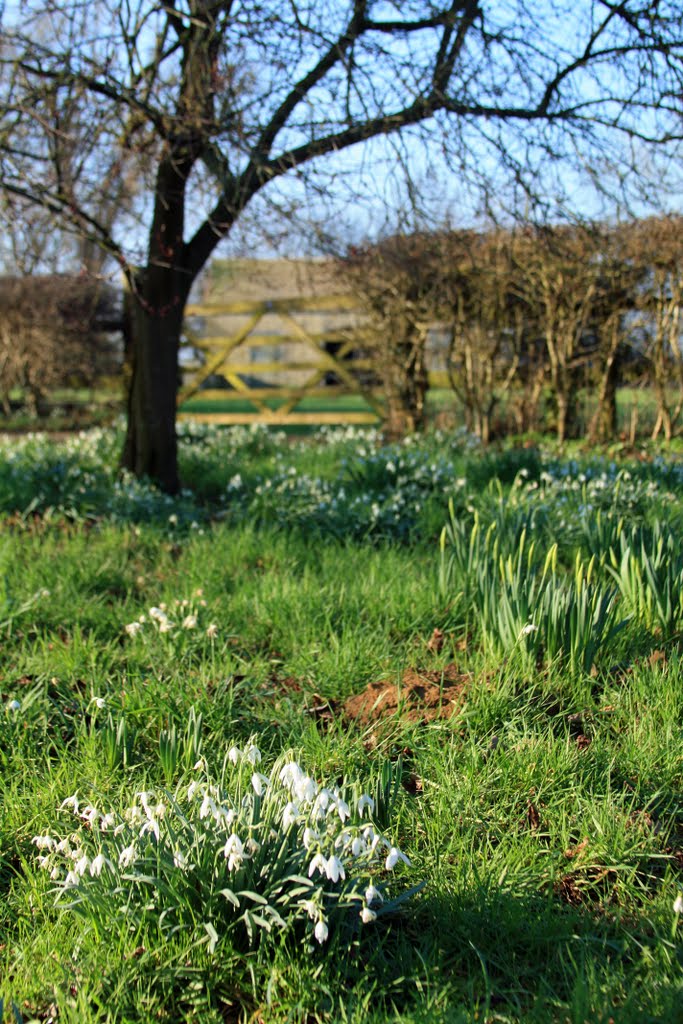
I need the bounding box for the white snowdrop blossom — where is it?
[674,893,683,915]
[520,623,538,637]
[199,794,215,819]
[32,835,55,850]
[227,746,242,765]
[314,918,329,944]
[125,622,142,637]
[294,775,318,803]
[182,614,198,630]
[357,794,375,817]
[335,797,351,823]
[302,827,318,850]
[308,853,327,878]
[90,853,108,877]
[282,801,300,830]
[244,744,261,765]
[365,885,383,905]
[206,623,218,638]
[385,846,410,870]
[118,844,137,868]
[74,854,90,877]
[223,833,245,871]
[360,907,377,923]
[251,772,269,796]
[7,699,21,712]
[325,855,345,883]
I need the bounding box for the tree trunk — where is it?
[121,275,186,493]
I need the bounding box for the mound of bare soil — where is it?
[343,663,468,726]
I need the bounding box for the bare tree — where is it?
[1,1,681,489]
[338,233,441,436]
[434,228,522,444]
[0,275,121,414]
[625,216,683,441]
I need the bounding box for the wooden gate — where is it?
[177,294,385,426]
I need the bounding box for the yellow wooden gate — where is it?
[177,294,385,425]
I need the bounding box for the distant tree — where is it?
[0,275,121,414]
[586,227,643,444]
[510,224,609,443]
[435,228,523,444]
[338,233,441,436]
[626,216,683,441]
[1,2,681,488]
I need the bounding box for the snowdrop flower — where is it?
[302,827,319,850]
[294,775,318,803]
[244,744,261,765]
[90,697,106,710]
[118,844,137,868]
[335,797,350,823]
[357,794,375,817]
[223,833,244,871]
[365,885,383,905]
[325,855,345,883]
[360,907,377,924]
[385,846,410,870]
[206,623,218,639]
[158,620,174,633]
[173,850,187,870]
[199,794,215,819]
[125,622,142,637]
[7,699,21,712]
[282,801,300,830]
[74,854,90,877]
[193,757,206,771]
[308,853,327,878]
[520,623,538,637]
[227,746,241,765]
[182,614,197,630]
[251,772,269,796]
[301,899,318,920]
[149,607,166,622]
[314,918,329,944]
[81,805,99,824]
[64,870,80,888]
[32,836,55,850]
[279,761,302,787]
[140,818,160,842]
[674,893,683,915]
[351,836,365,857]
[90,853,108,877]
[186,780,199,801]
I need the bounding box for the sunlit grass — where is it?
[0,426,681,1023]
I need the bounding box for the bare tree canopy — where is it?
[1,1,682,488]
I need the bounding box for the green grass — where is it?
[0,427,681,1023]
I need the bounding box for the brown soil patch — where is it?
[343,663,468,726]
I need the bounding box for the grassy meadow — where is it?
[0,423,681,1023]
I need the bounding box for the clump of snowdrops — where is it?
[33,742,415,953]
